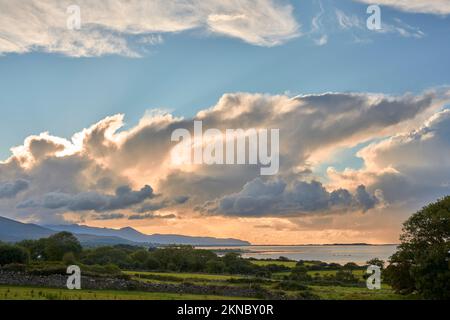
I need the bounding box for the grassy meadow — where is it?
[0,285,250,300]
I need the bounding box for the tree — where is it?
[366,258,385,270]
[0,244,29,265]
[44,232,82,261]
[62,252,77,265]
[343,262,359,271]
[17,239,47,260]
[222,252,256,274]
[289,266,312,282]
[144,256,160,270]
[130,249,151,266]
[385,196,450,299]
[81,246,131,268]
[206,259,225,274]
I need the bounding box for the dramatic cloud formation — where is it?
[0,179,29,198]
[354,0,450,15]
[0,88,449,226]
[0,0,300,57]
[17,185,154,212]
[328,108,450,206]
[199,178,379,217]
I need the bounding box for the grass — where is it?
[124,270,247,281]
[272,272,291,279]
[249,260,297,268]
[309,284,417,300]
[273,269,366,280]
[308,269,366,280]
[0,285,251,300]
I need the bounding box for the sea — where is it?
[195,245,398,265]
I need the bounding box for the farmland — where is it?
[0,233,417,300]
[0,285,249,300]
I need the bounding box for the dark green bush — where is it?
[0,244,29,265]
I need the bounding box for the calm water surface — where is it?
[196,245,398,265]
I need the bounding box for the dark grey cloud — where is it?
[128,213,176,220]
[199,178,379,217]
[0,179,29,198]
[174,195,189,204]
[138,195,190,213]
[17,185,154,212]
[92,213,126,220]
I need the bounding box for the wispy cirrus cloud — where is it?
[336,9,426,39]
[0,0,300,57]
[354,0,450,15]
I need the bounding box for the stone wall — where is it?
[0,271,286,299]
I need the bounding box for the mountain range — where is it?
[0,216,250,246]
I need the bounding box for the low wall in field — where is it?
[0,270,288,299]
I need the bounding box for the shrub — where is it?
[335,270,358,283]
[289,266,312,282]
[144,256,160,270]
[1,263,27,272]
[0,244,29,265]
[276,280,308,291]
[62,252,77,265]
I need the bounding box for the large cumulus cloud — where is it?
[0,88,449,223]
[328,108,450,207]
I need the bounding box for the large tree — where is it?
[44,232,82,261]
[385,196,450,299]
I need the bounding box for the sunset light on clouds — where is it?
[1,0,450,245]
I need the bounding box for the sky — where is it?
[0,0,450,244]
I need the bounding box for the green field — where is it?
[272,269,366,280]
[249,260,297,268]
[308,269,366,280]
[310,285,416,300]
[0,285,251,300]
[124,270,247,281]
[0,283,408,300]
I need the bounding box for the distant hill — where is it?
[0,216,54,242]
[73,233,144,247]
[0,215,250,246]
[45,224,251,246]
[0,216,143,247]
